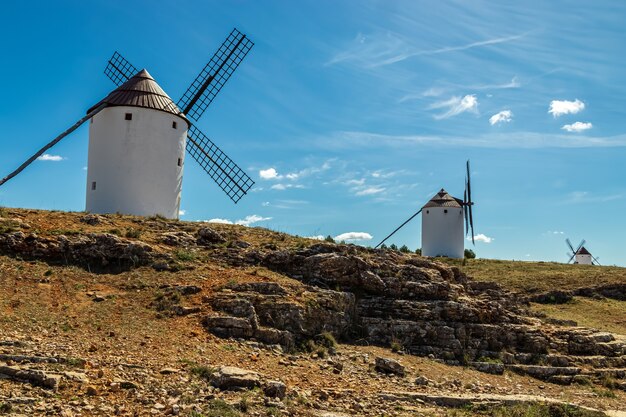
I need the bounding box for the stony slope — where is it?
[0,208,625,416]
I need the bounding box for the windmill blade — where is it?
[178,28,254,122]
[567,252,576,263]
[104,51,139,86]
[592,256,601,266]
[374,208,422,249]
[566,238,575,253]
[575,239,586,254]
[186,124,255,203]
[466,160,475,244]
[0,103,107,188]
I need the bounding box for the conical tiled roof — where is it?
[576,246,591,255]
[423,188,463,208]
[88,69,189,125]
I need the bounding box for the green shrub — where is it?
[175,249,197,262]
[124,227,142,238]
[324,235,335,243]
[464,249,476,259]
[399,245,411,253]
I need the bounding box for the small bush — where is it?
[389,243,398,251]
[390,339,403,353]
[124,227,142,238]
[399,245,411,253]
[318,331,337,349]
[0,402,13,413]
[464,249,476,259]
[415,248,422,255]
[189,364,215,381]
[202,399,240,417]
[175,249,197,262]
[324,235,335,243]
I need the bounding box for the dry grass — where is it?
[532,297,626,335]
[439,258,626,293]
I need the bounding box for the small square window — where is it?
[125,113,132,120]
[444,209,448,213]
[177,157,182,167]
[172,121,177,129]
[91,181,97,191]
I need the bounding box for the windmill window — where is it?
[426,210,429,214]
[172,121,177,129]
[444,209,448,214]
[177,157,182,167]
[91,181,96,191]
[125,113,133,120]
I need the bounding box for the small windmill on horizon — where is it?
[0,28,255,219]
[376,161,476,259]
[566,238,600,265]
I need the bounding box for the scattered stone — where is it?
[263,380,287,399]
[375,357,405,376]
[85,385,98,396]
[0,365,61,390]
[209,366,260,390]
[415,376,431,386]
[197,227,225,245]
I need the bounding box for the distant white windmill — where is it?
[1,29,256,219]
[566,239,600,265]
[376,161,475,259]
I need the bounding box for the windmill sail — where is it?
[0,103,107,188]
[104,52,139,86]
[177,28,254,122]
[186,125,254,203]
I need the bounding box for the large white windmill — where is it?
[566,239,600,265]
[376,161,475,259]
[1,29,255,219]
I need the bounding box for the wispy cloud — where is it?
[549,99,585,117]
[307,235,325,241]
[544,230,564,235]
[429,95,478,120]
[489,110,513,126]
[562,122,592,133]
[328,31,527,68]
[469,233,493,243]
[178,209,186,216]
[565,191,623,204]
[207,218,232,224]
[334,232,373,241]
[259,168,279,180]
[355,186,385,196]
[324,130,626,149]
[37,154,64,162]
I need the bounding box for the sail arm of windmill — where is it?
[177,28,254,122]
[185,125,255,204]
[374,208,423,249]
[104,51,139,86]
[0,103,107,188]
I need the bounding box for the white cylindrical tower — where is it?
[421,189,465,259]
[575,247,593,265]
[85,70,189,219]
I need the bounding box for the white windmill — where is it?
[566,239,600,265]
[1,29,255,219]
[376,161,475,259]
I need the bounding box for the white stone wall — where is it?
[421,206,465,259]
[85,106,187,219]
[575,253,593,265]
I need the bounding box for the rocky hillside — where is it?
[0,208,625,416]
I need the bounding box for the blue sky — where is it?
[1,1,625,265]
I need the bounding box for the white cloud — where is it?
[468,233,493,243]
[259,168,279,180]
[562,122,592,133]
[207,218,233,224]
[334,232,373,242]
[429,95,478,120]
[178,209,186,216]
[489,110,513,126]
[207,214,272,227]
[345,178,366,186]
[549,99,585,117]
[307,235,325,240]
[235,215,272,226]
[355,186,385,196]
[270,184,305,191]
[261,201,270,207]
[545,230,564,235]
[37,154,64,161]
